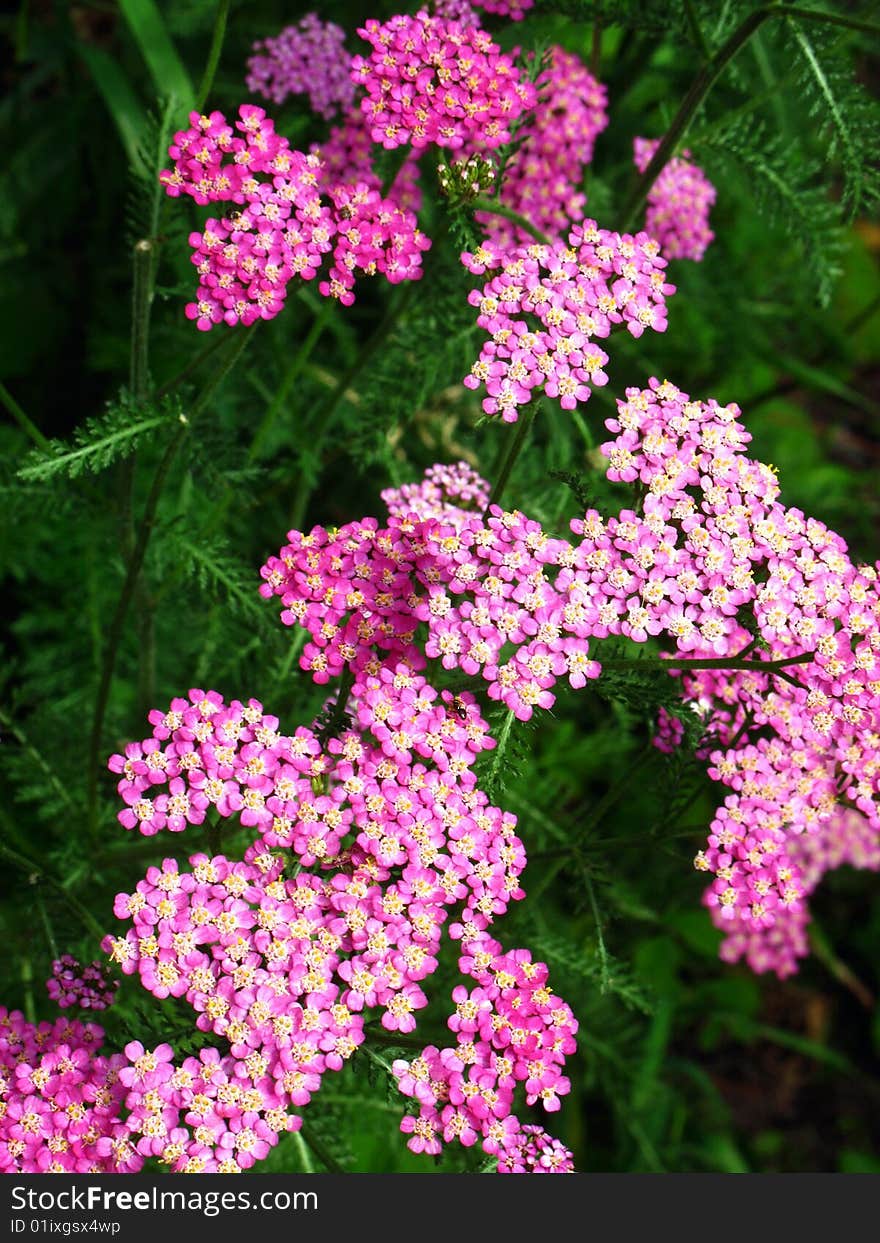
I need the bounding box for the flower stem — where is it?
[1,380,51,451]
[195,0,231,113]
[125,239,158,721]
[198,306,334,542]
[809,921,875,1009]
[318,666,356,746]
[290,283,419,530]
[129,239,154,403]
[775,5,880,37]
[620,7,777,230]
[482,400,539,519]
[599,650,814,676]
[36,891,59,961]
[86,324,258,835]
[247,307,333,465]
[591,18,603,76]
[380,146,410,198]
[300,1122,346,1174]
[470,196,552,246]
[0,838,106,942]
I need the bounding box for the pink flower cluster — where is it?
[477,48,608,248]
[351,12,537,151]
[246,14,355,119]
[473,0,534,19]
[393,939,576,1168]
[160,105,429,328]
[46,957,118,1011]
[382,460,490,524]
[711,808,880,977]
[0,1010,134,1173]
[114,1038,296,1173]
[263,369,880,963]
[101,671,576,1170]
[599,379,880,945]
[633,138,716,262]
[311,111,423,213]
[498,1124,575,1173]
[461,224,674,421]
[432,0,479,21]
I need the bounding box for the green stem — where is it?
[683,0,712,59]
[470,196,552,246]
[599,650,813,676]
[126,238,157,720]
[86,325,258,833]
[590,18,603,76]
[1,380,51,451]
[0,839,106,942]
[22,958,35,1026]
[809,922,875,1009]
[775,5,880,38]
[247,308,332,465]
[300,1123,346,1174]
[197,308,333,542]
[130,240,154,402]
[205,815,223,857]
[292,1129,315,1174]
[380,146,410,198]
[482,401,539,519]
[318,667,356,746]
[581,861,609,988]
[194,0,231,112]
[620,7,776,230]
[36,892,59,961]
[290,283,419,530]
[155,332,230,400]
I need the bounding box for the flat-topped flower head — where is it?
[634,138,716,262]
[462,224,674,422]
[476,48,608,248]
[246,15,355,120]
[160,105,429,329]
[351,12,537,151]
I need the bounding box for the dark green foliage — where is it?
[0,0,878,1177]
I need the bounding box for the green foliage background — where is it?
[1,0,879,1173]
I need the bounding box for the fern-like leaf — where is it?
[17,395,182,483]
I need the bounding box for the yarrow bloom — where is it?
[473,0,534,18]
[263,367,880,970]
[432,0,480,20]
[0,1009,136,1173]
[633,138,716,261]
[600,379,880,950]
[311,111,423,213]
[46,958,118,1011]
[461,224,674,421]
[476,48,608,248]
[382,461,490,525]
[97,669,577,1171]
[246,15,356,119]
[393,941,577,1171]
[710,808,880,977]
[351,12,537,151]
[160,105,429,327]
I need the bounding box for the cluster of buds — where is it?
[437,154,497,209]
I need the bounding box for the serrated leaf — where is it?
[17,397,181,483]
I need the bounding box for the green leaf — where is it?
[78,45,146,172]
[118,0,194,113]
[17,396,181,482]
